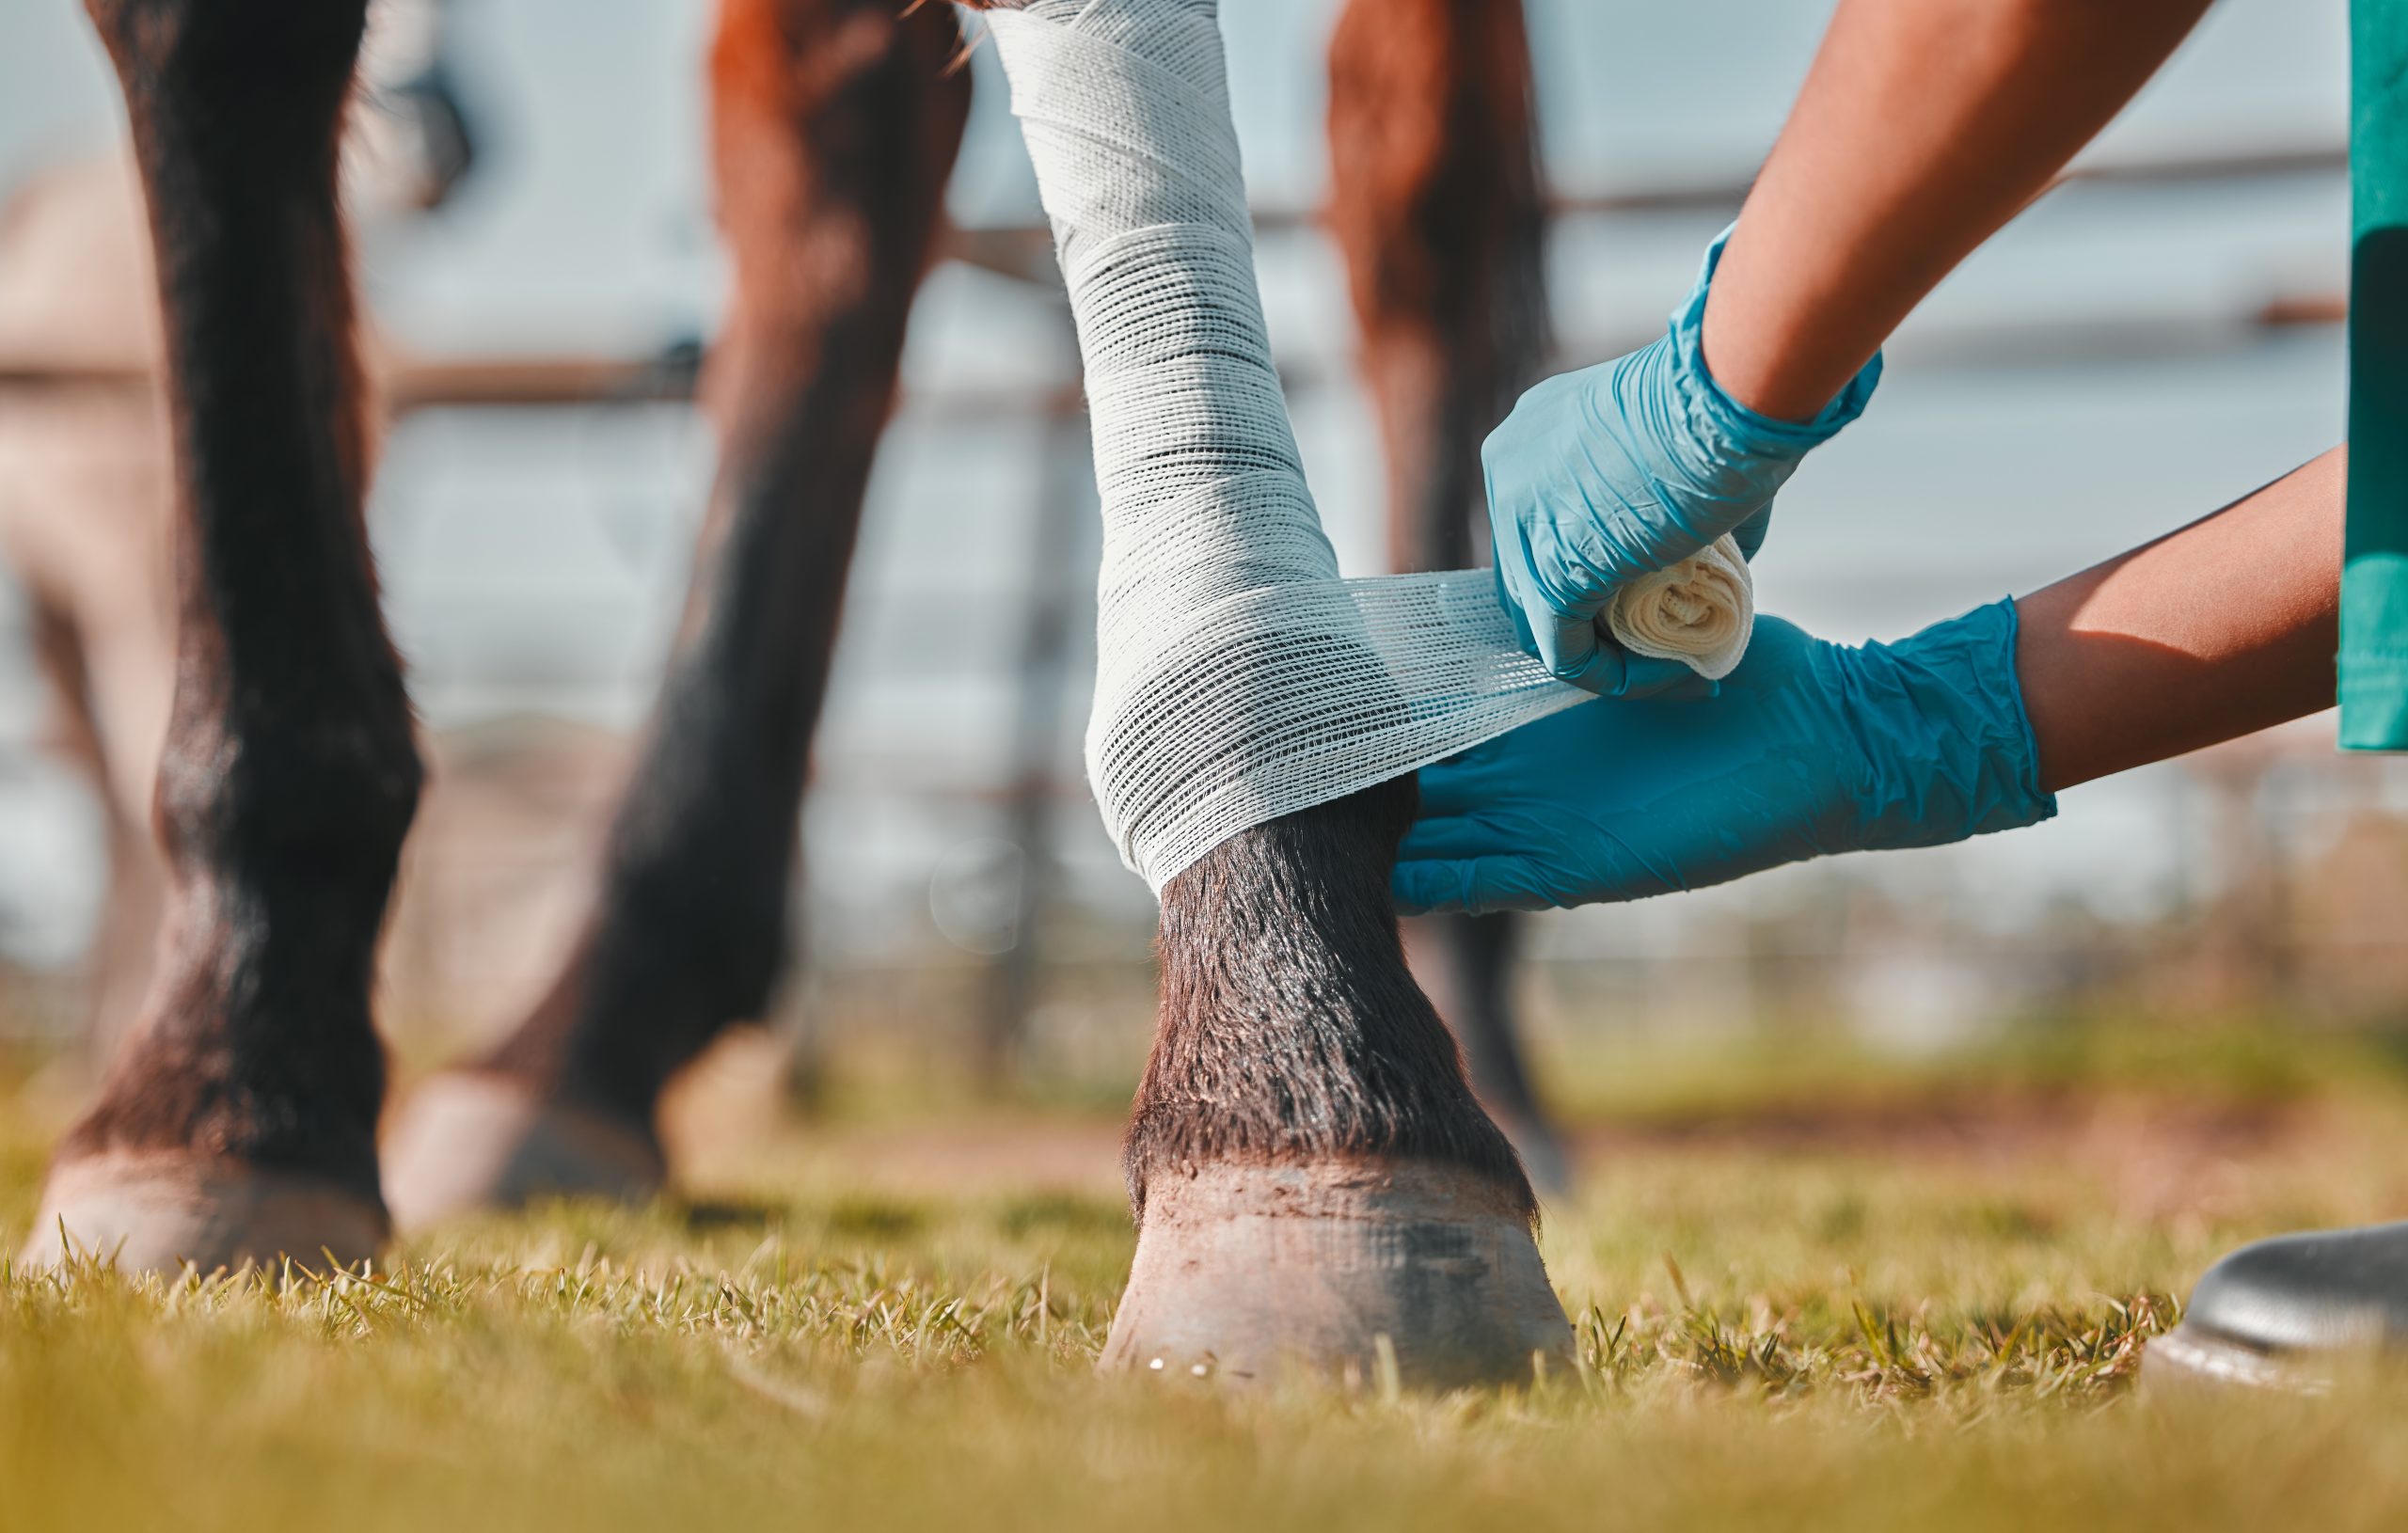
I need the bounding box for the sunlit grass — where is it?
[6,1031,2408,1531]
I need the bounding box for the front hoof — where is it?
[20,1154,388,1276]
[382,1072,664,1231]
[1101,1160,1571,1390]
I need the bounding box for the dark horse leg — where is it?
[1325,0,1571,1195]
[384,0,970,1225]
[956,0,1568,1388]
[1106,783,1570,1385]
[24,0,420,1272]
[1402,916,1567,1193]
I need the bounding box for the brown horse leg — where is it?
[947,0,1567,1385]
[1108,782,1569,1387]
[23,582,168,1068]
[24,0,420,1273]
[383,0,971,1227]
[1326,0,1571,1194]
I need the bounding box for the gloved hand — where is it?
[1392,602,2057,915]
[1483,229,1882,694]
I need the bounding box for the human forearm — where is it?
[1703,0,2215,422]
[2015,448,2342,792]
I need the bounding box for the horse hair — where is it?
[1132,773,1535,1221]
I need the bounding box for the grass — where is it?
[7,1028,2408,1530]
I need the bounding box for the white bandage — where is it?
[1605,535,1754,682]
[984,0,1751,892]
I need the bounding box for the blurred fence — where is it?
[3,139,2405,1072]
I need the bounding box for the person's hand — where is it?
[1483,229,1881,694]
[1392,604,2056,914]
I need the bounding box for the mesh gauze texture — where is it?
[985,0,1751,892]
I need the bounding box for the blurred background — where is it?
[0,0,2393,1126]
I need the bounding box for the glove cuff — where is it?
[1670,225,1884,461]
[1844,597,2058,853]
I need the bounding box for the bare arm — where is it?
[1703,0,2217,422]
[1702,0,2321,783]
[2018,448,2342,791]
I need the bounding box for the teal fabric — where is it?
[2345,0,2408,749]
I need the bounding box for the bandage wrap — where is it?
[986,0,1751,891]
[1607,534,1753,680]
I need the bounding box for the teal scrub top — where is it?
[2345,0,2408,748]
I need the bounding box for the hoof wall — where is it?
[2142,1220,2408,1395]
[2143,1321,2321,1395]
[1102,1160,1571,1390]
[383,1073,664,1230]
[20,1156,388,1276]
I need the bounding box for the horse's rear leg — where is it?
[24,0,420,1273]
[1327,0,1571,1193]
[21,578,169,1067]
[1403,913,1568,1193]
[384,0,970,1226]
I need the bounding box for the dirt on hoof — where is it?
[19,1154,389,1276]
[382,1073,665,1231]
[1101,1159,1572,1391]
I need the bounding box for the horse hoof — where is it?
[1101,1159,1572,1389]
[382,1072,664,1230]
[2142,1220,2408,1395]
[19,1154,388,1275]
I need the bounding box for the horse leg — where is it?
[950,0,1567,1384]
[383,0,970,1226]
[1109,782,1569,1386]
[1402,913,1568,1193]
[23,579,170,1067]
[1325,0,1571,1194]
[24,0,420,1273]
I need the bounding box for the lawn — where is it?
[7,1024,2408,1531]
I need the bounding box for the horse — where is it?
[24,0,1568,1384]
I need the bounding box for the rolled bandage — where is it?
[983,0,1749,893]
[1602,534,1754,681]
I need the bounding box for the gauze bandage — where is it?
[984,0,1752,891]
[1606,534,1753,681]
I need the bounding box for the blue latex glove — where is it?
[1484,229,1882,694]
[1392,602,2057,915]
